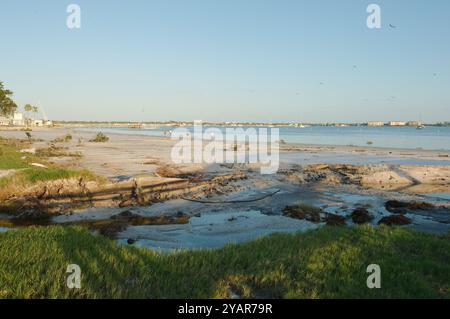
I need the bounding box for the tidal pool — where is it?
[116,210,319,251]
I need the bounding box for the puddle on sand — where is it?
[117,210,319,252]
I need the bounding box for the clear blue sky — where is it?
[1,0,449,123]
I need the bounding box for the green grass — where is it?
[0,167,100,187]
[0,225,448,299]
[0,137,48,170]
[20,167,98,183]
[0,137,103,199]
[0,143,30,169]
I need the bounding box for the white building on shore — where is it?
[389,121,407,126]
[0,116,10,126]
[367,121,385,126]
[0,111,25,126]
[0,111,52,127]
[12,111,24,126]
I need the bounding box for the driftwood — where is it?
[2,173,247,215]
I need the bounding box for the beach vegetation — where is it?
[64,134,72,142]
[51,134,73,143]
[0,137,101,200]
[35,144,82,158]
[89,132,109,143]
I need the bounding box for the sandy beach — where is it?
[1,126,449,179]
[1,126,449,250]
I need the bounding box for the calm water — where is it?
[79,125,450,151]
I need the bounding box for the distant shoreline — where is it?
[51,121,450,127]
[2,124,450,152]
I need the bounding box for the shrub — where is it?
[64,134,72,142]
[89,132,109,143]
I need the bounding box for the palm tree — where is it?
[32,106,39,120]
[24,104,32,119]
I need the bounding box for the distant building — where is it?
[334,123,349,127]
[44,120,53,126]
[406,121,421,126]
[367,121,385,126]
[0,112,25,126]
[388,121,406,126]
[12,111,24,126]
[0,116,10,126]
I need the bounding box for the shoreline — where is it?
[0,125,449,249]
[3,124,450,152]
[4,125,450,153]
[0,127,449,181]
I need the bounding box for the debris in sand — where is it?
[282,164,450,192]
[282,204,322,223]
[325,214,346,226]
[66,210,191,239]
[155,165,182,178]
[20,148,36,154]
[1,172,246,215]
[350,208,374,224]
[385,200,434,214]
[30,163,47,168]
[378,214,412,226]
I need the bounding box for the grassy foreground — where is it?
[0,225,449,299]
